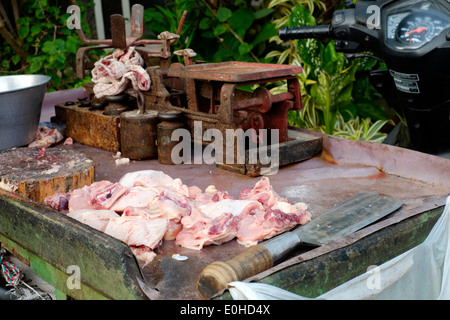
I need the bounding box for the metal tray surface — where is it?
[1,130,449,299]
[167,61,303,82]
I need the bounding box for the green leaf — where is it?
[42,41,57,54]
[251,23,277,47]
[268,0,290,9]
[229,7,254,38]
[238,43,251,55]
[16,17,27,25]
[65,37,79,54]
[55,39,66,51]
[12,55,20,65]
[324,42,338,62]
[217,7,232,22]
[51,73,61,88]
[277,49,290,64]
[349,100,387,121]
[144,9,164,24]
[18,24,30,39]
[297,38,324,79]
[35,8,45,19]
[29,58,43,73]
[335,83,354,109]
[213,24,227,37]
[199,17,211,30]
[254,8,274,20]
[310,72,330,109]
[30,26,41,36]
[289,4,316,27]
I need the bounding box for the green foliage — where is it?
[143,0,389,143]
[268,3,391,142]
[1,0,390,143]
[332,112,393,143]
[0,0,94,90]
[143,0,200,63]
[143,0,278,63]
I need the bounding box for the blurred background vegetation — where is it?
[0,0,395,142]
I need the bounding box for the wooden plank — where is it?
[0,188,147,300]
[0,237,108,300]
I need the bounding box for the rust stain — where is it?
[320,148,337,165]
[367,171,389,180]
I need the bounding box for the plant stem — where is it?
[0,18,28,65]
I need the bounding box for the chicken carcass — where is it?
[45,170,312,265]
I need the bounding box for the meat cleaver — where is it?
[196,191,403,299]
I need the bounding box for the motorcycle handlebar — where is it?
[279,25,331,40]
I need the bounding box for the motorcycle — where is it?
[279,0,450,154]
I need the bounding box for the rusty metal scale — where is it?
[55,3,322,176]
[145,60,322,175]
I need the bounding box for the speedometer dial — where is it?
[396,12,449,48]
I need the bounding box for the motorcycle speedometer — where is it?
[396,11,450,48]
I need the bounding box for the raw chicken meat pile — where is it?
[45,170,311,265]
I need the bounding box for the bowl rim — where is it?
[0,74,51,94]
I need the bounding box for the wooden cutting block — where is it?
[54,103,120,152]
[0,148,95,204]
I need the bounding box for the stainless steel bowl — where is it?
[0,74,51,150]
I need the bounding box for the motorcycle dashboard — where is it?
[386,9,450,49]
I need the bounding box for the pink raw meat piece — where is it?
[237,200,311,246]
[118,170,190,197]
[46,170,313,260]
[239,177,289,208]
[66,209,120,232]
[130,246,157,266]
[109,186,159,212]
[175,207,239,251]
[68,180,128,212]
[192,185,235,203]
[148,189,192,240]
[104,214,168,250]
[175,199,263,250]
[45,191,71,211]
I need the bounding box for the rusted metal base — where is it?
[216,129,323,176]
[54,102,121,153]
[120,110,159,160]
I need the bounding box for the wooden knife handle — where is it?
[196,244,274,300]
